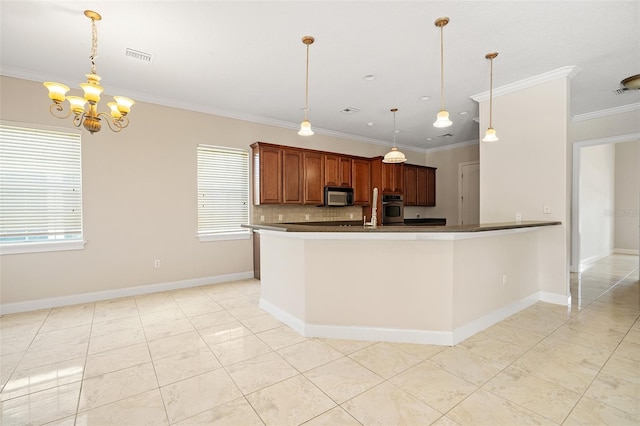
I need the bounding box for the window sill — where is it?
[0,240,86,255]
[198,230,251,242]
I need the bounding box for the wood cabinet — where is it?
[324,154,352,188]
[303,151,324,205]
[426,167,436,206]
[404,165,418,206]
[381,162,404,193]
[282,148,303,204]
[404,164,436,207]
[252,143,281,205]
[352,158,371,206]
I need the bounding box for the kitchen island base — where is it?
[257,223,567,346]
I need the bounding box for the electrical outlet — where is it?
[515,213,522,223]
[260,215,265,222]
[350,213,354,219]
[154,259,160,268]
[543,204,551,214]
[278,214,283,221]
[305,214,310,220]
[502,273,507,285]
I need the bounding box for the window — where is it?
[197,144,250,241]
[0,123,83,254]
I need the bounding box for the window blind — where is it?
[0,124,82,244]
[197,144,249,235]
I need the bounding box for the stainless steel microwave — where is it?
[324,187,354,206]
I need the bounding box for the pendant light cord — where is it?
[304,43,310,120]
[489,55,497,128]
[439,25,445,111]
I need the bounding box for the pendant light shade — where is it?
[433,17,452,128]
[383,108,407,164]
[298,36,314,136]
[482,52,499,142]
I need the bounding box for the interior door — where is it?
[460,162,480,225]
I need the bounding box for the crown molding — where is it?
[571,103,640,122]
[470,66,580,102]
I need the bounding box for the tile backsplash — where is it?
[252,205,363,224]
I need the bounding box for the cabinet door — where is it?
[324,154,340,187]
[282,149,303,204]
[339,156,352,187]
[416,166,428,206]
[254,145,281,204]
[404,165,418,206]
[304,151,324,205]
[352,158,371,205]
[382,163,404,193]
[426,167,436,206]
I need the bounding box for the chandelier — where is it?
[382,108,407,163]
[482,52,499,142]
[43,10,134,134]
[433,17,452,128]
[298,35,315,136]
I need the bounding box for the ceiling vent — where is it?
[340,107,360,114]
[439,133,454,138]
[125,48,153,64]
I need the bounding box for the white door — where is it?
[459,162,480,225]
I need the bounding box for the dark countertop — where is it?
[243,220,561,233]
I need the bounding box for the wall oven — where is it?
[382,194,404,225]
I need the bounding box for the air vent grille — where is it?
[126,48,153,63]
[340,107,360,114]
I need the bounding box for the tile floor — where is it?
[1,254,638,425]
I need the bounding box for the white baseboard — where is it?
[613,248,639,255]
[0,271,254,315]
[259,291,570,346]
[580,251,614,270]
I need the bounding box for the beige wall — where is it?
[614,140,640,251]
[478,76,570,298]
[419,144,479,225]
[579,143,616,264]
[1,76,479,308]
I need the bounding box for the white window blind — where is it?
[197,144,249,236]
[0,124,83,247]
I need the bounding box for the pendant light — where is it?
[298,36,315,136]
[482,52,499,142]
[383,108,407,163]
[433,17,452,128]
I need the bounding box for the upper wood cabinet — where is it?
[404,165,418,206]
[404,164,437,207]
[352,158,371,205]
[324,154,352,188]
[303,151,324,205]
[381,162,404,194]
[252,143,281,205]
[282,148,303,204]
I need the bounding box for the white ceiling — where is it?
[1,1,639,151]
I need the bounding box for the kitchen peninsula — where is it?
[247,221,563,346]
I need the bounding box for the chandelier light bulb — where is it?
[382,108,407,164]
[298,36,315,136]
[433,17,452,128]
[482,127,499,142]
[433,109,452,128]
[298,119,314,136]
[483,52,499,143]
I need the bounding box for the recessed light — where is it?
[426,137,433,141]
[364,75,376,81]
[366,122,375,127]
[458,111,468,115]
[420,96,431,101]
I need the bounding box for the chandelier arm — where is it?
[97,112,125,132]
[72,112,85,128]
[488,57,494,128]
[49,103,73,119]
[304,43,310,120]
